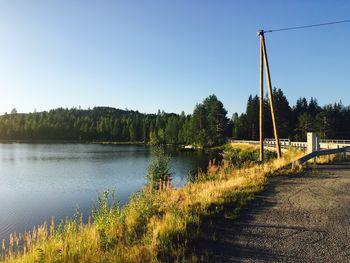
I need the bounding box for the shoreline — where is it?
[0,140,225,155]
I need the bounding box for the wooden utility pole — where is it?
[258,30,282,159]
[259,31,264,161]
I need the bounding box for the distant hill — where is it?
[0,95,231,147]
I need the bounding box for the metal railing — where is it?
[320,139,350,145]
[228,138,350,151]
[228,138,307,150]
[293,146,350,166]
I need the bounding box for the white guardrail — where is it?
[293,146,350,166]
[228,138,350,150]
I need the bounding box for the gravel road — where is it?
[196,161,350,262]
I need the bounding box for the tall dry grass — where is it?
[1,144,304,263]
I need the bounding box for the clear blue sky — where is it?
[0,1,349,116]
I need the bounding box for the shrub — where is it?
[223,143,276,167]
[92,191,121,250]
[147,146,173,190]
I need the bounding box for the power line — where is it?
[263,19,350,33]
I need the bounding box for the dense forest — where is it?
[232,88,350,141]
[1,91,349,146]
[0,95,230,147]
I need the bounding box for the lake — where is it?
[0,143,208,242]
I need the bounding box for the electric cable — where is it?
[262,19,350,33]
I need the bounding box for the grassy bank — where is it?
[1,144,304,262]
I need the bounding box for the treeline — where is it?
[232,88,350,140]
[2,91,349,145]
[0,95,230,147]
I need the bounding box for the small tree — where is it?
[147,146,172,191]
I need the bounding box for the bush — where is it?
[92,191,121,250]
[223,144,276,167]
[147,146,173,190]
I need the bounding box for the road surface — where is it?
[196,161,350,262]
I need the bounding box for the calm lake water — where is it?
[0,143,208,242]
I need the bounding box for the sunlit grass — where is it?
[316,154,337,164]
[1,144,304,263]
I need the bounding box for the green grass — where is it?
[223,143,276,167]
